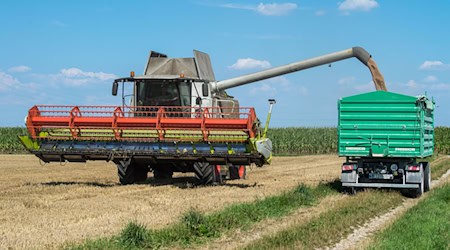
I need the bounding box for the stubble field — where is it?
[0,154,341,249]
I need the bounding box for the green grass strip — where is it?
[243,190,404,250]
[367,183,450,250]
[67,182,338,250]
[431,157,450,180]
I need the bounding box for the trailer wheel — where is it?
[403,165,424,198]
[115,159,139,185]
[423,162,431,192]
[344,187,357,195]
[193,162,222,185]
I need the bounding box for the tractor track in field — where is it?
[0,154,341,249]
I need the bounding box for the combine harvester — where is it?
[20,47,388,185]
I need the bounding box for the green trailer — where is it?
[338,91,434,197]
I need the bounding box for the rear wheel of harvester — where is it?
[193,162,223,185]
[153,166,174,180]
[423,162,431,192]
[115,159,148,185]
[229,165,246,180]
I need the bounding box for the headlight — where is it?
[390,164,398,171]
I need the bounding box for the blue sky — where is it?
[1,0,449,127]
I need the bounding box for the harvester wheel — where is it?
[153,168,174,180]
[134,165,149,182]
[229,165,246,180]
[115,159,147,185]
[193,162,222,185]
[116,159,136,185]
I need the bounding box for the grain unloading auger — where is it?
[20,47,387,185]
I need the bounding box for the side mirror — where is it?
[202,83,209,97]
[112,81,118,96]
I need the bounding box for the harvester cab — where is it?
[20,46,387,185]
[111,50,237,116]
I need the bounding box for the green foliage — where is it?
[244,190,404,250]
[434,126,450,155]
[431,158,450,180]
[368,184,450,250]
[118,222,149,249]
[70,183,333,249]
[268,127,338,155]
[1,126,449,155]
[182,209,216,237]
[0,127,28,153]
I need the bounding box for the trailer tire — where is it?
[402,166,424,198]
[193,162,222,185]
[344,187,357,195]
[423,162,431,192]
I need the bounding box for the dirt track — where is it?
[0,154,341,249]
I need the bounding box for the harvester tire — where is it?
[153,168,173,180]
[193,162,222,185]
[115,159,147,185]
[229,165,246,180]
[134,165,149,182]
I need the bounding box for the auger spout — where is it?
[210,47,387,93]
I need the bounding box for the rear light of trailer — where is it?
[407,165,420,171]
[342,164,355,171]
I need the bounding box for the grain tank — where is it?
[338,91,434,197]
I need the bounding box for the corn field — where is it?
[0,127,28,153]
[434,126,450,155]
[268,128,337,155]
[0,127,449,155]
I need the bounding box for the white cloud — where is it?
[221,2,297,16]
[52,20,67,27]
[315,10,326,16]
[338,0,379,12]
[229,58,271,70]
[8,65,31,73]
[297,85,308,95]
[256,3,297,16]
[430,83,450,91]
[338,76,356,85]
[419,60,450,70]
[394,79,450,94]
[0,72,20,91]
[406,80,420,89]
[250,83,276,95]
[424,75,438,82]
[354,82,374,92]
[249,76,308,96]
[57,68,118,86]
